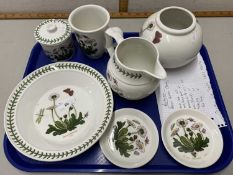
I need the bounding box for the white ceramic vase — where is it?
[140,6,203,68]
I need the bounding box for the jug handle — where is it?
[105,27,124,57]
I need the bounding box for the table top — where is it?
[0,18,232,175]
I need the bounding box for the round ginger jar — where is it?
[140,6,203,68]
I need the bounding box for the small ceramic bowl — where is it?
[34,19,74,62]
[161,109,223,168]
[100,108,159,168]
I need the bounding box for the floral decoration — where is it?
[112,119,149,158]
[35,88,88,136]
[76,34,98,56]
[107,71,125,97]
[170,117,209,157]
[44,42,74,61]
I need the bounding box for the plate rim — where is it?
[161,109,223,168]
[99,108,159,169]
[4,62,114,162]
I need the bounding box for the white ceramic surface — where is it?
[161,109,223,168]
[105,27,167,100]
[4,62,113,162]
[68,4,110,59]
[100,108,159,168]
[140,6,203,68]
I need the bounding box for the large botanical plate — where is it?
[4,62,113,162]
[100,108,159,168]
[161,109,223,168]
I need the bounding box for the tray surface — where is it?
[3,33,233,173]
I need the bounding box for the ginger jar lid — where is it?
[34,19,71,45]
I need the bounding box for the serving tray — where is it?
[3,33,233,173]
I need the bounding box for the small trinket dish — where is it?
[34,19,74,62]
[161,109,223,168]
[99,108,159,168]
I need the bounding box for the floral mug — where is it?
[68,5,110,59]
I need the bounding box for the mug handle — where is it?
[105,27,124,57]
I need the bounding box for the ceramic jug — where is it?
[140,6,203,68]
[105,27,167,100]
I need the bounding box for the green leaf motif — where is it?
[46,124,66,136]
[193,133,209,151]
[173,137,182,147]
[115,140,134,157]
[171,120,210,158]
[113,121,134,158]
[113,57,142,79]
[180,136,193,149]
[45,112,86,136]
[55,121,66,130]
[114,121,125,140]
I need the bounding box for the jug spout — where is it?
[143,60,167,80]
[155,60,167,79]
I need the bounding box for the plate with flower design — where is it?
[161,109,223,168]
[4,62,113,162]
[99,108,159,168]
